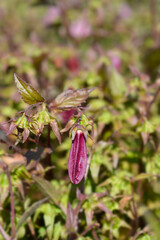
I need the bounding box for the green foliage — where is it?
[137,235,152,240]
[16,197,48,235]
[1,0,160,240]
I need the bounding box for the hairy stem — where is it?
[0,224,10,240]
[149,0,158,46]
[131,181,139,232]
[6,167,15,239]
[78,222,99,238]
[146,86,160,119]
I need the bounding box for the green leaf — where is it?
[137,234,151,240]
[98,110,113,124]
[50,118,61,144]
[109,68,126,98]
[35,203,59,240]
[16,113,29,129]
[0,173,9,205]
[32,175,64,212]
[14,73,45,105]
[79,114,91,127]
[90,162,101,183]
[137,120,155,133]
[146,152,160,174]
[53,222,62,240]
[133,173,154,182]
[38,227,46,238]
[16,197,48,234]
[17,226,26,239]
[144,210,160,240]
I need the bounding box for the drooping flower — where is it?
[68,130,87,184]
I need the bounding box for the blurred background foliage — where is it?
[1,0,160,239]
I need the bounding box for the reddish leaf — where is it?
[60,109,74,123]
[119,196,132,211]
[76,188,87,201]
[66,203,78,231]
[141,132,149,145]
[97,202,113,216]
[50,119,61,144]
[6,122,16,135]
[2,153,26,166]
[60,119,76,133]
[23,128,30,143]
[50,88,95,109]
[85,209,93,226]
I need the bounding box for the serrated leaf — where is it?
[32,175,64,212]
[16,197,48,234]
[14,73,45,105]
[50,88,95,109]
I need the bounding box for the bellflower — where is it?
[68,130,87,184]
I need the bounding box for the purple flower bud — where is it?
[68,130,87,184]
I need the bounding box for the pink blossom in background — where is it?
[68,130,87,184]
[69,18,92,39]
[107,51,122,72]
[110,55,121,71]
[43,6,60,26]
[118,3,132,20]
